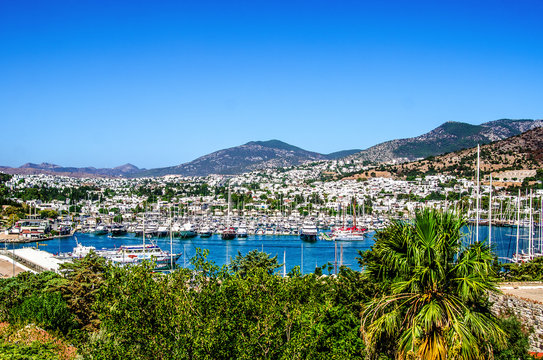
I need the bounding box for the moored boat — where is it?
[179,222,197,239]
[330,226,367,241]
[111,223,127,237]
[108,243,181,269]
[94,224,109,236]
[299,222,318,242]
[221,227,237,240]
[198,225,213,238]
[59,241,180,270]
[237,226,248,238]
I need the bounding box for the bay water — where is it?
[4,225,540,274]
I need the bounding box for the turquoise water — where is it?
[4,225,541,273]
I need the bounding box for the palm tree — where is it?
[361,208,505,360]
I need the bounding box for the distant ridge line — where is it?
[1,118,541,178]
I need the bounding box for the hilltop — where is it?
[383,126,543,179]
[136,140,331,177]
[348,119,543,163]
[1,119,541,178]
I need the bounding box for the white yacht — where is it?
[299,222,318,242]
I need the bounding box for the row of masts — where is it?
[473,144,543,262]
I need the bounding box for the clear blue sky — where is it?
[1,0,542,169]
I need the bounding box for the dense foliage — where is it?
[0,209,536,359]
[229,249,282,276]
[87,250,370,359]
[502,257,543,281]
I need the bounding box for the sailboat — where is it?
[330,199,367,241]
[221,181,236,240]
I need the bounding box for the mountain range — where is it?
[388,125,543,178]
[0,163,142,178]
[348,118,543,163]
[134,140,360,177]
[0,118,541,178]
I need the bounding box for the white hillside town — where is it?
[2,157,541,255]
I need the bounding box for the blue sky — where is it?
[1,0,542,168]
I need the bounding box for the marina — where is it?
[2,224,540,275]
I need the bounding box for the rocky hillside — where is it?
[349,119,543,163]
[2,119,540,178]
[387,126,543,178]
[0,163,142,178]
[137,140,331,177]
[0,141,358,178]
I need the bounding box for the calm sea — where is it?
[4,225,541,274]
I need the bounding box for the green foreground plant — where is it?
[0,209,536,359]
[359,209,507,360]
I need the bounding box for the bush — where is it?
[0,340,59,360]
[493,315,534,360]
[0,271,63,322]
[9,292,76,333]
[84,251,368,359]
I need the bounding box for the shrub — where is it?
[9,292,76,333]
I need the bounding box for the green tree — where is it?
[57,252,107,331]
[0,271,63,323]
[0,340,61,360]
[229,250,281,276]
[39,209,59,219]
[492,315,533,360]
[361,209,506,359]
[86,250,366,359]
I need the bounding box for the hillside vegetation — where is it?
[382,126,543,179]
[349,118,542,163]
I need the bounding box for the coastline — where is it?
[0,230,76,244]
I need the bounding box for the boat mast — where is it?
[342,202,345,229]
[352,198,357,229]
[334,239,337,275]
[227,181,231,227]
[143,211,145,256]
[340,243,343,268]
[170,207,173,270]
[516,189,520,262]
[475,144,480,244]
[489,175,492,247]
[283,250,286,277]
[529,189,533,259]
[300,243,303,275]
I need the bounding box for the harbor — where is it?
[2,224,539,275]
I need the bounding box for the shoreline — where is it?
[0,230,76,244]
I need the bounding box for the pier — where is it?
[0,248,67,274]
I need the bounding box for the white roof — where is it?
[13,248,66,273]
